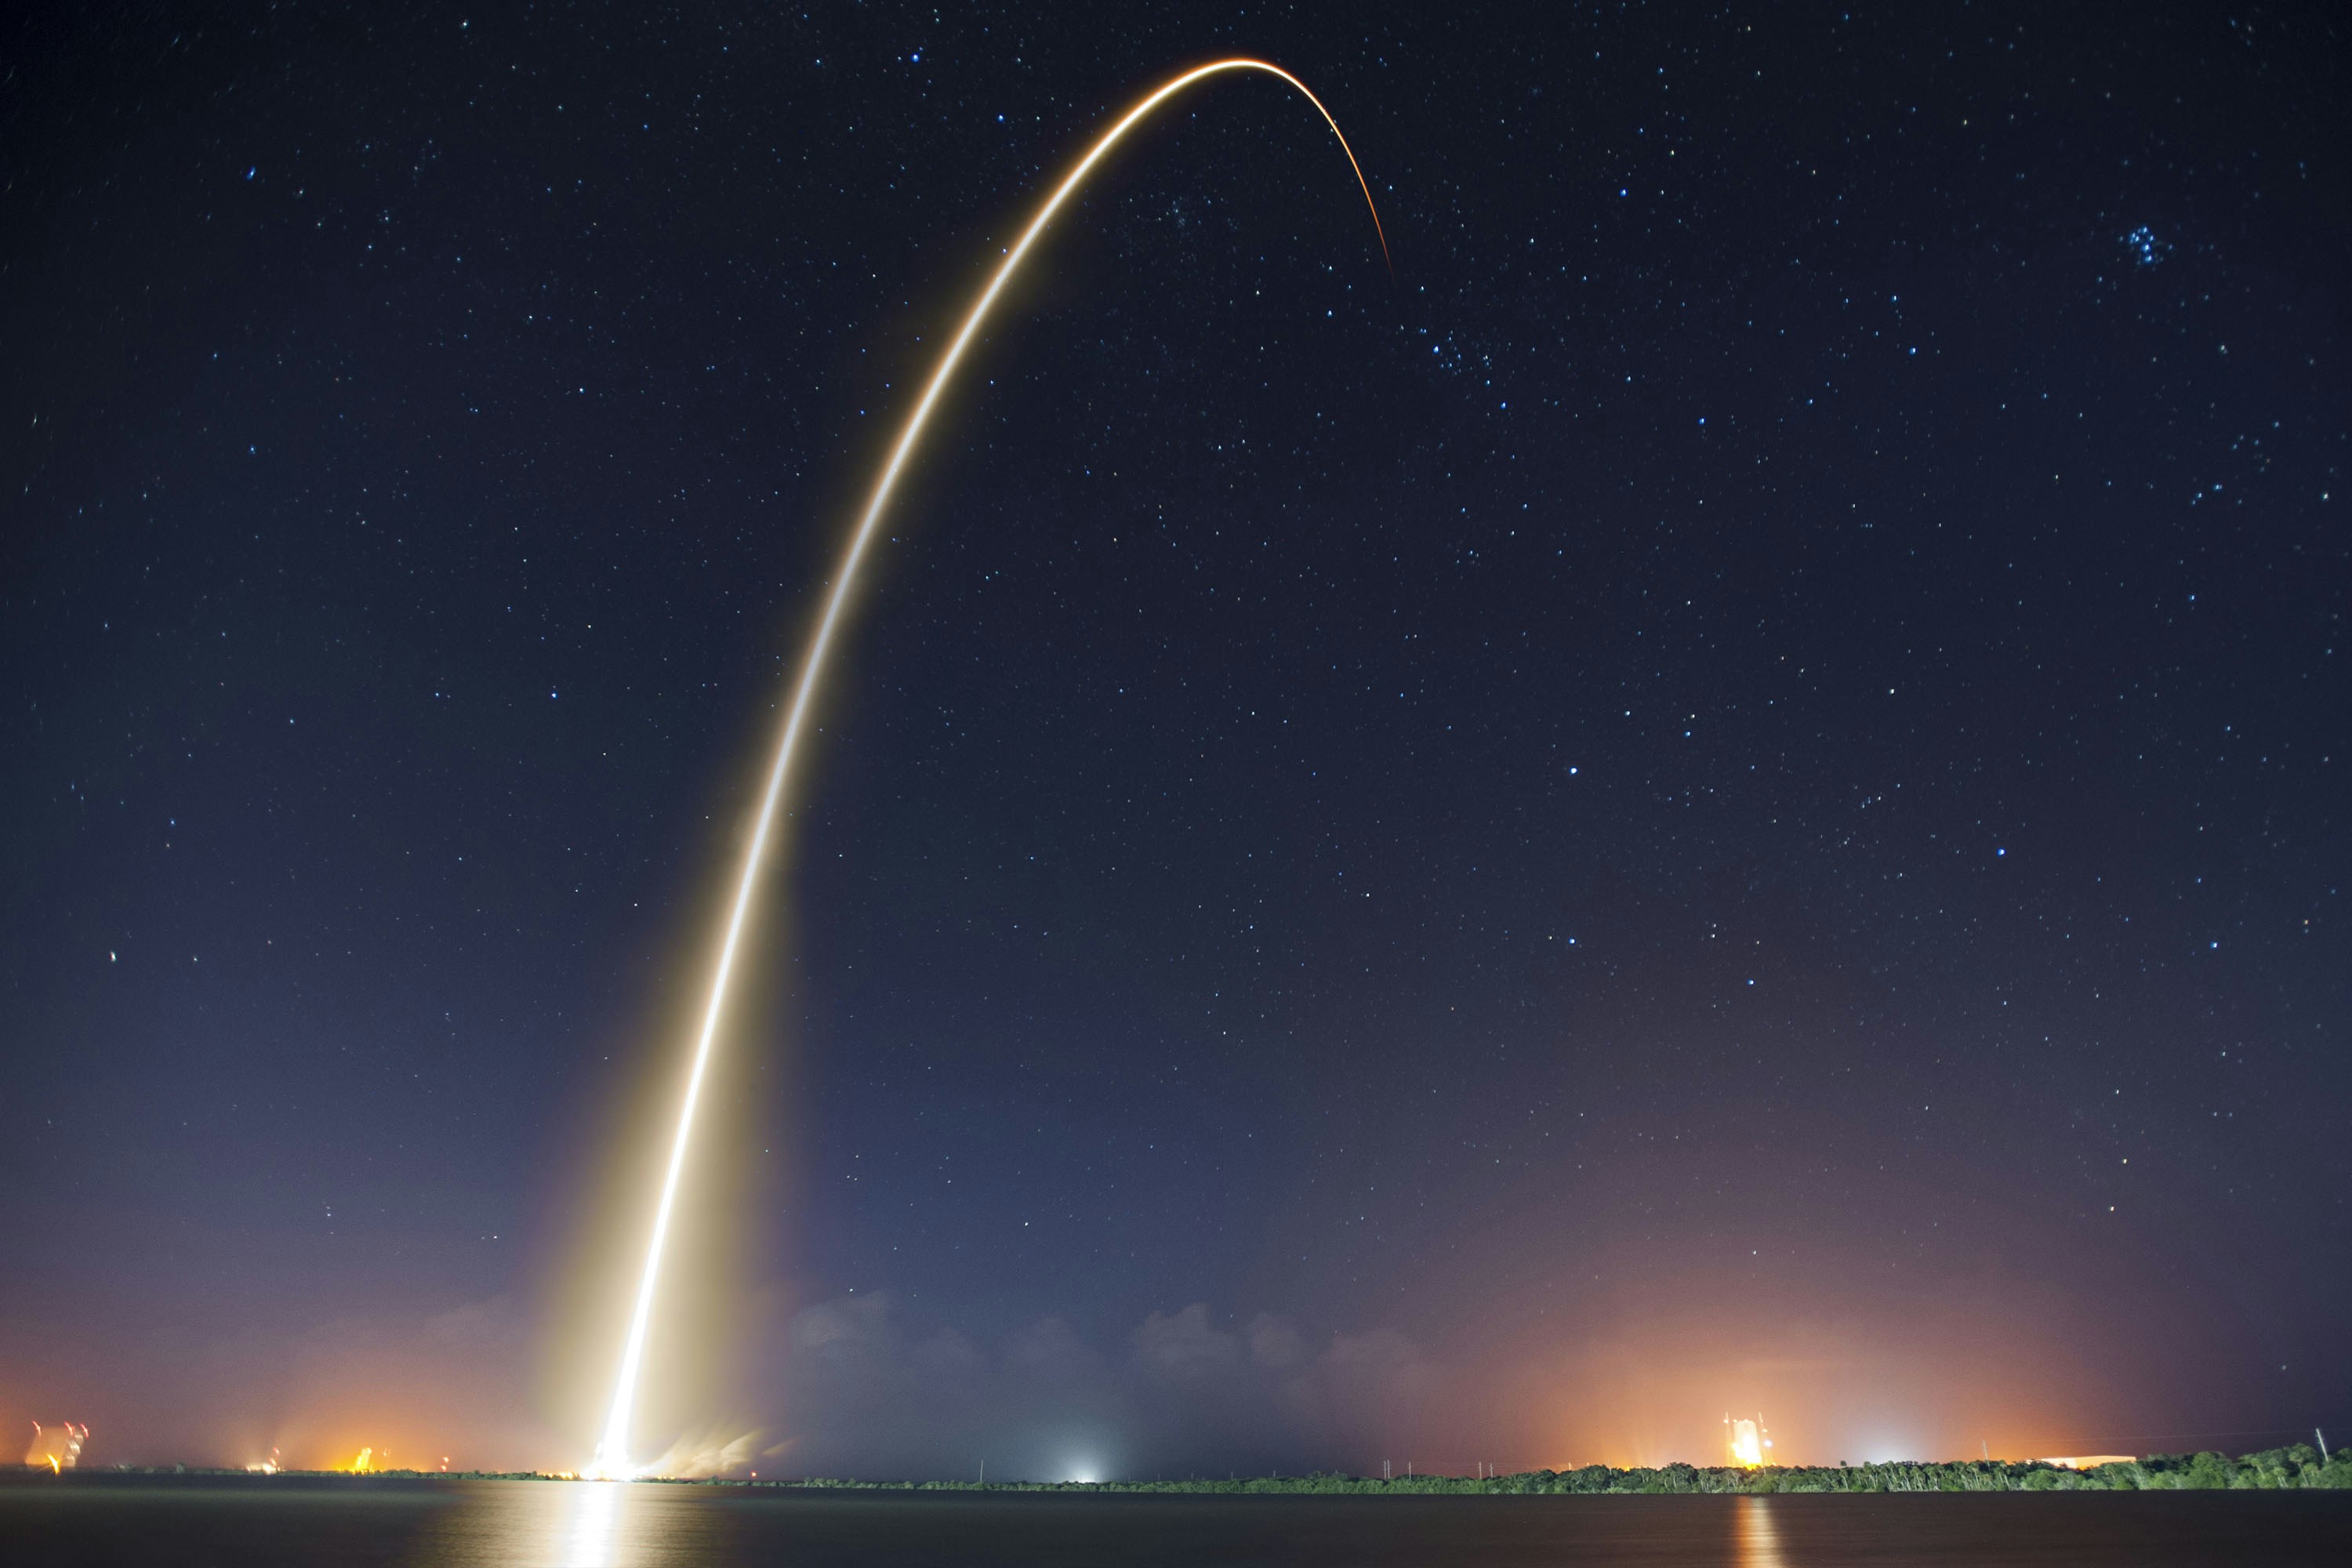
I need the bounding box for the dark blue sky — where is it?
[2,2,2344,1477]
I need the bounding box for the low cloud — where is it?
[1132,1303,1243,1383]
[641,1422,768,1479]
[1245,1312,1305,1369]
[749,1293,1443,1480]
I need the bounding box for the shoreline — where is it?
[12,1447,2349,1495]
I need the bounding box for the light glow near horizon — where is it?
[584,57,1387,1479]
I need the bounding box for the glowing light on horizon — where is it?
[24,1421,88,1473]
[350,1446,376,1473]
[1726,1414,1769,1468]
[586,57,1387,1480]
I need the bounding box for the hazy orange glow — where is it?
[2039,1454,2136,1470]
[1726,1414,1768,1468]
[1391,1183,2149,1472]
[24,1421,87,1473]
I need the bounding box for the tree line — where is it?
[775,1446,2352,1494]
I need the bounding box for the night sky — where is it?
[4,2,2346,1481]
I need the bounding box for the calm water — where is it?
[5,1479,2350,1566]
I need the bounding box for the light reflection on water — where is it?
[13,1482,2344,1566]
[419,1480,691,1568]
[423,1483,1804,1567]
[347,1480,2352,1567]
[560,1481,622,1568]
[1734,1495,1788,1568]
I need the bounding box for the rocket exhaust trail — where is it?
[588,59,1387,1478]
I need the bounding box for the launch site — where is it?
[4,1,2347,1563]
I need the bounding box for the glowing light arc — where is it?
[589,57,1387,1478]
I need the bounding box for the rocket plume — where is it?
[587,58,1387,1478]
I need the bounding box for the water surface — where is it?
[6,1478,2349,1566]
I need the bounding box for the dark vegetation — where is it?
[784,1447,2352,1493]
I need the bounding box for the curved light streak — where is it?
[588,57,1387,1478]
